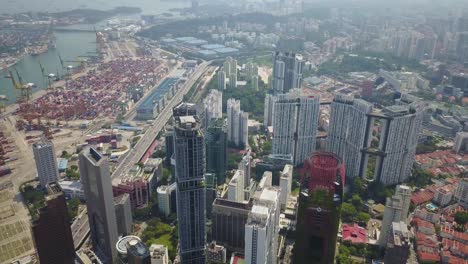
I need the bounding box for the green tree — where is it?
[67,198,81,220]
[341,203,357,223]
[356,212,371,224]
[351,194,364,210]
[454,211,468,226]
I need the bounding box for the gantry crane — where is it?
[0,95,7,113]
[5,70,33,103]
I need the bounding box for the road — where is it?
[71,62,210,247]
[111,61,210,182]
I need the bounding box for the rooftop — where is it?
[139,78,179,109]
[342,223,367,244]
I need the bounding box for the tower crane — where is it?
[5,69,33,103]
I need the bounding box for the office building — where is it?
[294,151,344,264]
[227,98,248,148]
[157,185,172,217]
[245,188,281,264]
[271,51,304,93]
[149,244,169,264]
[32,139,59,188]
[164,125,174,167]
[203,90,223,128]
[379,185,412,246]
[377,104,425,185]
[228,170,244,203]
[454,132,468,153]
[454,178,468,208]
[263,94,276,127]
[205,118,227,185]
[114,194,133,236]
[326,95,373,179]
[126,238,151,264]
[31,183,75,264]
[212,198,253,252]
[272,89,320,165]
[384,222,411,264]
[218,70,226,90]
[206,242,227,264]
[79,147,119,262]
[173,114,206,264]
[302,152,346,194]
[279,164,293,209]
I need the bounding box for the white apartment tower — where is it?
[228,170,245,203]
[272,89,320,166]
[218,70,226,90]
[379,185,412,246]
[326,95,374,179]
[227,98,248,148]
[203,89,223,127]
[32,139,60,188]
[279,164,293,209]
[245,188,281,264]
[263,94,276,127]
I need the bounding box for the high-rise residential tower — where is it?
[205,118,227,185]
[271,51,304,93]
[377,104,425,185]
[227,98,248,148]
[173,114,206,264]
[32,139,60,188]
[203,90,223,128]
[263,94,276,127]
[326,95,373,179]
[244,188,281,264]
[378,185,412,246]
[279,164,293,209]
[218,70,226,90]
[79,147,119,262]
[272,89,320,166]
[32,183,75,264]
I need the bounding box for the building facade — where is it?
[326,95,373,179]
[203,90,223,128]
[272,90,320,165]
[79,147,119,262]
[379,185,412,246]
[279,164,293,209]
[271,51,304,93]
[384,221,411,264]
[114,194,133,236]
[302,152,346,194]
[32,183,75,264]
[227,98,248,148]
[32,139,59,188]
[205,118,227,185]
[174,115,207,264]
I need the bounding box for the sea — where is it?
[0,0,190,105]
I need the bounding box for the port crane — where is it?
[5,69,33,103]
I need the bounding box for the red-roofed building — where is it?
[417,251,441,263]
[411,218,436,235]
[441,226,468,244]
[412,189,435,205]
[441,250,466,264]
[341,223,367,244]
[442,238,468,259]
[416,232,439,253]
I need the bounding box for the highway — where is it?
[111,61,210,182]
[71,62,210,248]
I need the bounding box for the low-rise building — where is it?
[341,223,367,244]
[59,180,85,200]
[434,185,454,206]
[149,244,169,264]
[206,242,227,264]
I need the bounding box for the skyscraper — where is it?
[229,73,237,89]
[379,185,412,246]
[384,221,411,264]
[245,187,281,264]
[205,173,217,219]
[279,164,293,209]
[294,151,344,264]
[114,193,133,236]
[228,170,244,203]
[32,183,75,264]
[32,139,59,188]
[218,70,226,90]
[272,89,320,166]
[173,114,206,264]
[79,147,119,262]
[205,118,227,185]
[263,94,276,127]
[227,98,248,148]
[203,90,223,128]
[377,104,425,185]
[238,151,251,189]
[271,51,304,93]
[326,95,373,179]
